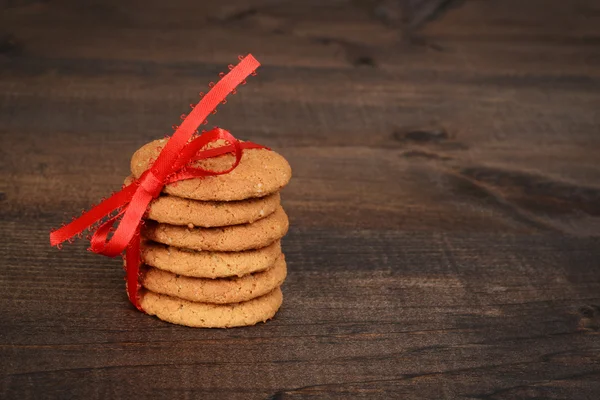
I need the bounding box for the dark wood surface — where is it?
[1,0,600,398]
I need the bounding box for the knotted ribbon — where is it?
[50,54,263,311]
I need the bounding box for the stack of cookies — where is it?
[126,138,292,328]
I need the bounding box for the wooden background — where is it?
[1,0,600,398]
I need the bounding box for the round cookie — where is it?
[142,206,289,252]
[140,255,287,304]
[148,193,280,227]
[139,287,283,328]
[130,138,292,201]
[125,176,281,227]
[141,240,282,278]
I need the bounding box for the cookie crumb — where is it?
[188,223,194,229]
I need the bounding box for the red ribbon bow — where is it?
[50,54,263,311]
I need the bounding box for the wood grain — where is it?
[1,0,600,398]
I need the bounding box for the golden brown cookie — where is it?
[139,287,283,328]
[124,176,281,227]
[148,193,280,227]
[130,138,292,201]
[141,240,282,278]
[140,254,286,304]
[142,206,289,251]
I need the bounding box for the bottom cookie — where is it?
[139,287,283,328]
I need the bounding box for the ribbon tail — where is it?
[50,184,138,246]
[125,227,143,311]
[90,187,153,257]
[149,55,261,177]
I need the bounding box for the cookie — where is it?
[125,175,280,227]
[139,286,283,328]
[141,240,282,278]
[140,254,286,304]
[142,206,289,251]
[130,138,292,201]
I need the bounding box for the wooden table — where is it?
[1,0,599,398]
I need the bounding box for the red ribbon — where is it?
[50,54,264,311]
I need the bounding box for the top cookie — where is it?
[130,138,292,201]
